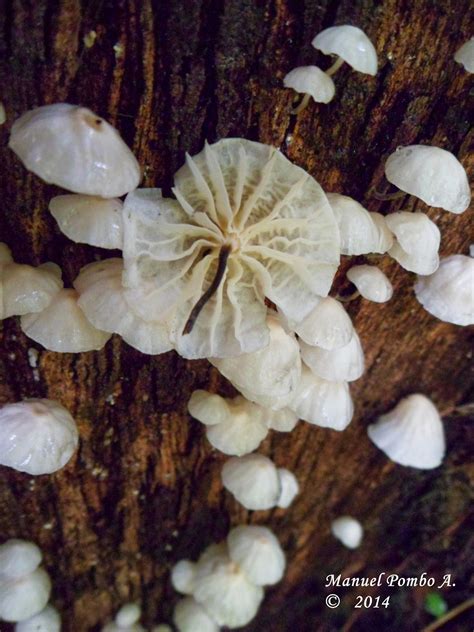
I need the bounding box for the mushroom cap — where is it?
[115,604,141,627]
[21,288,111,353]
[385,145,471,213]
[0,568,51,622]
[0,399,79,475]
[173,597,219,632]
[291,296,354,350]
[192,543,264,627]
[311,25,378,75]
[205,396,269,456]
[386,212,440,275]
[0,540,42,580]
[9,103,141,197]
[14,605,61,632]
[414,254,474,326]
[299,331,364,382]
[222,454,281,510]
[1,262,63,319]
[283,66,336,103]
[265,407,299,432]
[368,393,445,469]
[289,364,354,430]
[187,390,232,426]
[276,468,300,509]
[227,525,286,586]
[0,243,13,264]
[346,265,393,303]
[49,194,124,249]
[327,193,393,255]
[210,313,301,409]
[74,259,173,355]
[331,516,363,549]
[171,560,197,595]
[454,37,474,73]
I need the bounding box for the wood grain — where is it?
[0,1,473,630]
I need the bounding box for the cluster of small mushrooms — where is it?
[0,21,472,631]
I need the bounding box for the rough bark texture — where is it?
[0,1,473,630]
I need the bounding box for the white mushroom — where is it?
[312,25,378,76]
[327,193,393,255]
[210,313,301,410]
[283,66,336,113]
[454,37,474,73]
[276,468,300,509]
[9,103,141,197]
[299,331,364,382]
[227,525,286,586]
[346,265,393,303]
[264,408,299,432]
[384,145,471,214]
[288,296,354,350]
[0,568,51,623]
[171,560,197,595]
[331,516,364,549]
[414,254,474,326]
[0,399,79,475]
[14,605,61,632]
[1,262,63,320]
[221,454,281,510]
[0,540,42,580]
[385,212,440,275]
[188,391,269,456]
[74,259,173,355]
[289,364,354,431]
[21,288,111,352]
[173,597,219,632]
[367,394,445,469]
[102,603,146,632]
[192,543,263,628]
[49,194,124,249]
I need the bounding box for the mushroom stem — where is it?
[183,246,231,335]
[325,56,344,76]
[291,93,311,115]
[370,188,406,201]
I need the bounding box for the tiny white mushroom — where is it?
[327,193,393,255]
[210,313,301,411]
[346,265,393,303]
[187,390,233,426]
[414,254,474,326]
[15,605,61,632]
[9,103,141,197]
[367,394,445,469]
[74,259,173,355]
[299,331,364,382]
[384,145,471,214]
[227,525,286,586]
[0,568,51,623]
[21,288,111,352]
[193,543,263,628]
[385,212,440,275]
[1,262,63,320]
[276,468,300,509]
[312,25,378,76]
[331,516,364,549]
[49,194,124,249]
[173,597,219,632]
[454,37,474,73]
[265,408,299,432]
[289,296,354,350]
[289,364,354,430]
[171,560,197,595]
[0,399,79,475]
[102,603,146,632]
[221,454,281,510]
[284,66,336,113]
[0,540,42,580]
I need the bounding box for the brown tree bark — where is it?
[0,1,473,630]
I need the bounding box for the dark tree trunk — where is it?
[0,1,473,631]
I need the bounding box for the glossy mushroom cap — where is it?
[386,212,440,275]
[347,265,393,303]
[385,145,471,214]
[9,103,141,197]
[331,516,364,549]
[312,25,378,76]
[283,66,336,103]
[299,331,365,382]
[14,605,61,632]
[0,540,42,580]
[222,454,281,510]
[227,525,286,586]
[454,38,474,73]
